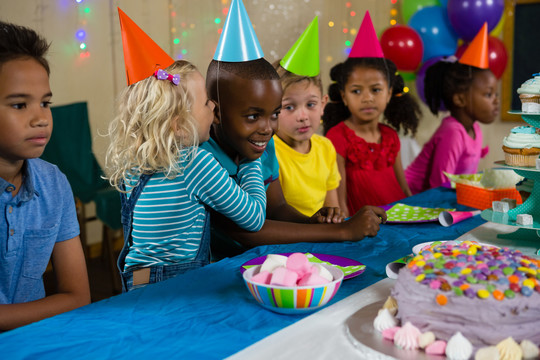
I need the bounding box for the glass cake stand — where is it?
[481,113,540,253]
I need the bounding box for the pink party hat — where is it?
[439,210,481,227]
[349,11,384,58]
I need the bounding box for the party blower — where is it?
[438,210,481,227]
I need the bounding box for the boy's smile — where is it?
[213,73,282,163]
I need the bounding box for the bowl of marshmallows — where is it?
[242,252,344,314]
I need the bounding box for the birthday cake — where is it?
[376,242,540,358]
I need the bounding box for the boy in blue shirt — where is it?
[0,21,90,330]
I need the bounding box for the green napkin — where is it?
[386,203,455,222]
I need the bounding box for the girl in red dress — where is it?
[323,57,421,216]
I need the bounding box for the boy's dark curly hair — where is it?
[322,57,421,136]
[206,58,279,104]
[0,21,50,74]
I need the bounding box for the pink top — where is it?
[326,122,405,215]
[405,116,489,194]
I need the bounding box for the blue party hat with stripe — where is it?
[213,0,264,62]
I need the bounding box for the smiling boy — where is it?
[203,58,386,255]
[200,0,385,256]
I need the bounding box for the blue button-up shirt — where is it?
[0,159,79,304]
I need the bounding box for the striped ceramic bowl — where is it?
[242,263,344,314]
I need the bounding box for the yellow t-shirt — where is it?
[274,134,341,216]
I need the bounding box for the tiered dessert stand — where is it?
[481,113,540,250]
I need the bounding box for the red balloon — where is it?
[487,36,508,79]
[455,36,508,79]
[380,25,424,72]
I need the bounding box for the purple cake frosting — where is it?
[391,242,540,348]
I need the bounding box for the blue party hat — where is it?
[213,0,264,62]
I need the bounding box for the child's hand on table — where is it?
[344,206,387,240]
[310,207,345,224]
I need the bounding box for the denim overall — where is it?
[117,174,211,292]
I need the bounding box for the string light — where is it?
[390,0,400,26]
[75,0,89,59]
[217,1,229,42]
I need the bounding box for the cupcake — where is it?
[502,126,540,166]
[517,73,540,113]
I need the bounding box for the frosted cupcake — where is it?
[502,126,540,166]
[517,73,540,113]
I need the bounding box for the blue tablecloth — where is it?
[0,187,484,359]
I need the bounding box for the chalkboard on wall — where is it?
[501,0,540,121]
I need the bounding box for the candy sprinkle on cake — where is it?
[375,241,540,359]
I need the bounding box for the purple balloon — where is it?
[416,56,446,111]
[447,0,504,41]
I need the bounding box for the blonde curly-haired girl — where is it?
[105,60,266,291]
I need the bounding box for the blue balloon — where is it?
[439,0,448,8]
[447,0,504,42]
[409,6,458,62]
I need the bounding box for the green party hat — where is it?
[280,16,319,76]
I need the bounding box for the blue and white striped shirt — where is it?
[124,148,266,270]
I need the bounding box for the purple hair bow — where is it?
[154,69,180,86]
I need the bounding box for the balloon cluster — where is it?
[379,0,507,105]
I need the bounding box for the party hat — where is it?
[439,210,481,227]
[349,11,384,58]
[118,8,174,86]
[458,22,489,69]
[213,0,263,62]
[280,16,320,76]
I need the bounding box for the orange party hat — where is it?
[458,22,489,69]
[118,8,175,85]
[349,11,384,58]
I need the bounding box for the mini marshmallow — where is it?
[516,214,533,226]
[250,270,272,285]
[297,272,329,286]
[260,254,288,273]
[270,266,298,287]
[501,198,517,209]
[425,340,447,355]
[381,326,400,341]
[310,263,333,282]
[286,253,312,278]
[492,201,510,213]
